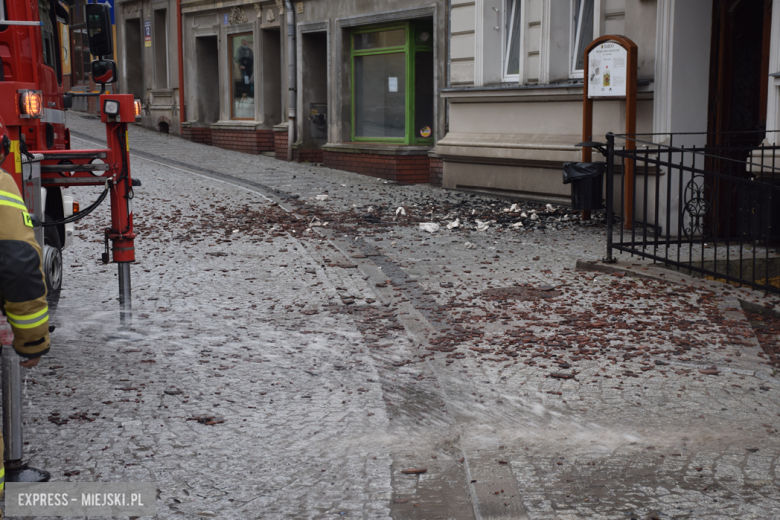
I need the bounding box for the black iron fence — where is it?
[605,130,780,293]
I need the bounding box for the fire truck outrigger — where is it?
[1,1,139,481]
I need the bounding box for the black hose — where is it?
[39,188,110,227]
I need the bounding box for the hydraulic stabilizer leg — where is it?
[2,345,50,482]
[118,262,132,325]
[101,96,137,325]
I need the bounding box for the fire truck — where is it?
[1,1,139,481]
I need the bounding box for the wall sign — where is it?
[388,77,398,93]
[587,42,627,98]
[143,20,151,47]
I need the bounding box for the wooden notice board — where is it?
[582,35,637,229]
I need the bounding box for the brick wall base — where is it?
[323,151,430,184]
[293,149,324,163]
[274,130,289,160]
[210,128,274,154]
[182,127,212,146]
[429,156,443,186]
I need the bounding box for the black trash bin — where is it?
[563,162,606,210]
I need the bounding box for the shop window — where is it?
[230,33,254,120]
[571,0,594,76]
[351,22,433,145]
[503,0,521,79]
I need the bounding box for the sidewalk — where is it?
[22,113,780,519]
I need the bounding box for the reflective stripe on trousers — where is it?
[6,307,49,329]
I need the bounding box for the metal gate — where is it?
[605,130,780,293]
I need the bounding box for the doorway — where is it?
[195,36,220,126]
[124,19,144,99]
[706,0,773,238]
[301,31,327,145]
[707,0,772,148]
[261,28,282,125]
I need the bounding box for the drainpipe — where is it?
[177,0,186,126]
[285,1,296,161]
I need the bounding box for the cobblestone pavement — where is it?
[9,113,780,519]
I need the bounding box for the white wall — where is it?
[650,0,712,236]
[450,0,476,84]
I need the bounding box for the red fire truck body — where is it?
[1,0,70,261]
[1,1,137,482]
[0,0,137,307]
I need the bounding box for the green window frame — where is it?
[351,21,434,145]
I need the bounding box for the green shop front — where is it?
[293,3,445,184]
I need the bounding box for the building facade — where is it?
[113,0,446,183]
[115,0,180,134]
[110,0,780,199]
[438,0,657,203]
[438,0,780,209]
[292,1,446,182]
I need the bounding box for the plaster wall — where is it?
[447,97,653,138]
[648,0,712,235]
[442,161,573,203]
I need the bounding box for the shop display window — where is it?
[230,33,254,120]
[351,22,433,145]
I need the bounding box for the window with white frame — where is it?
[503,0,521,80]
[571,0,594,77]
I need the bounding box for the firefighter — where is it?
[0,117,51,500]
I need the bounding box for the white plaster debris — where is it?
[447,218,460,229]
[510,203,521,212]
[315,194,329,201]
[546,204,555,212]
[395,207,406,217]
[475,220,490,232]
[464,241,477,249]
[512,221,524,228]
[530,213,539,221]
[419,222,440,233]
[521,212,528,218]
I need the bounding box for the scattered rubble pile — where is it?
[394,274,766,382]
[747,311,780,368]
[295,195,604,234]
[79,182,606,247]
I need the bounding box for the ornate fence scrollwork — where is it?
[682,173,710,239]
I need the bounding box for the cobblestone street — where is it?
[10,113,780,519]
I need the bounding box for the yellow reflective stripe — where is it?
[7,307,49,329]
[0,190,24,203]
[0,199,27,212]
[7,307,48,321]
[0,465,6,490]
